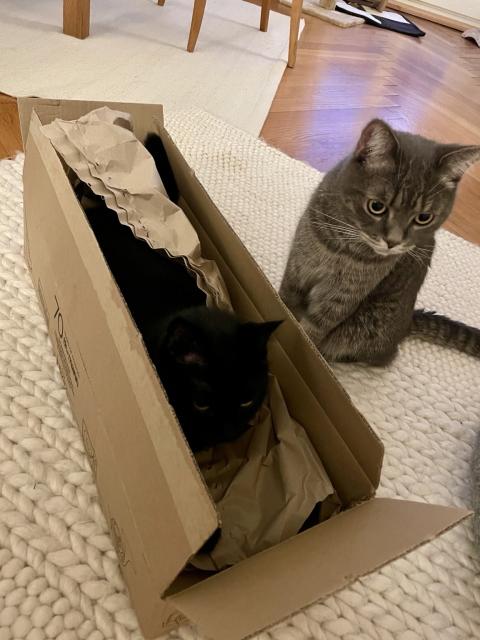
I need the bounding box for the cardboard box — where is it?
[18,97,468,640]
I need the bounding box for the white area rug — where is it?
[1,109,480,639]
[0,0,297,136]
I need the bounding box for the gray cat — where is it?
[280,119,480,365]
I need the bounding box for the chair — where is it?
[63,0,303,67]
[179,0,303,68]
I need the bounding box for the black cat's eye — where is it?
[366,199,387,216]
[193,401,210,412]
[240,400,254,408]
[414,212,434,226]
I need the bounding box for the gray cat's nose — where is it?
[385,225,403,248]
[386,239,400,248]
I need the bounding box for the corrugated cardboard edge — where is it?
[168,499,471,640]
[241,506,472,640]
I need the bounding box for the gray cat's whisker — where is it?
[312,229,360,241]
[309,218,359,233]
[310,219,350,229]
[413,247,434,259]
[415,247,433,255]
[311,223,359,237]
[407,249,424,267]
[322,236,361,242]
[317,212,359,232]
[426,178,448,195]
[427,185,451,200]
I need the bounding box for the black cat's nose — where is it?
[386,240,399,248]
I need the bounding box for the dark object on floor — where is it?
[463,29,480,48]
[336,1,425,37]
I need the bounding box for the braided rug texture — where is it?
[0,108,479,640]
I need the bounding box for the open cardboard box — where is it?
[18,97,468,640]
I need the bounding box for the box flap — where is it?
[168,498,469,640]
[158,124,384,503]
[23,109,218,620]
[17,97,164,146]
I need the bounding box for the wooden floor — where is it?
[1,3,480,244]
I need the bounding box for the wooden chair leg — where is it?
[260,0,272,32]
[288,0,303,68]
[187,0,207,53]
[63,0,90,39]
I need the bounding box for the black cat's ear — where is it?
[165,318,207,366]
[354,119,399,165]
[436,144,480,184]
[240,320,282,351]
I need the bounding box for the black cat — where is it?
[77,133,280,453]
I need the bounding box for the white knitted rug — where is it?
[0,0,297,136]
[1,109,480,640]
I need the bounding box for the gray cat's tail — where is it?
[471,432,480,549]
[411,309,480,358]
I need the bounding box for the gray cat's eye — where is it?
[414,212,434,226]
[366,199,387,216]
[193,402,210,412]
[240,400,254,408]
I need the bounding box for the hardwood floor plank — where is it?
[0,94,22,159]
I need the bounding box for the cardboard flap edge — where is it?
[18,97,164,146]
[167,498,469,640]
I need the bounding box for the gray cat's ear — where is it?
[437,144,480,183]
[354,119,398,164]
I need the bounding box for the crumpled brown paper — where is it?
[41,107,334,569]
[192,376,334,570]
[41,107,230,310]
